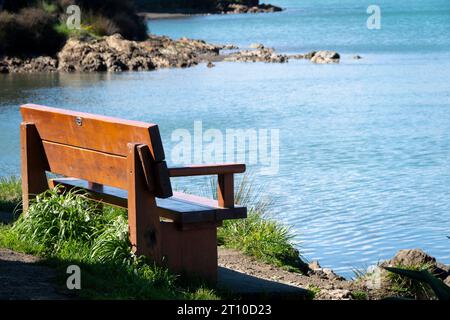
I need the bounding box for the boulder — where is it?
[388,248,436,267]
[382,249,449,280]
[311,50,340,64]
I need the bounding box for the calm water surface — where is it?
[1,0,449,277]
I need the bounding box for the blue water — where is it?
[1,0,450,277]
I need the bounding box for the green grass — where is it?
[0,186,218,300]
[0,176,22,213]
[351,290,368,300]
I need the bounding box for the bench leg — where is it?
[20,123,49,214]
[161,222,218,285]
[127,143,162,263]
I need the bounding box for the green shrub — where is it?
[12,186,105,252]
[0,7,66,56]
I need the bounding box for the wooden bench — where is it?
[20,104,246,283]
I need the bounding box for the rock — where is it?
[353,55,363,59]
[381,249,449,280]
[307,260,346,281]
[207,61,215,68]
[388,248,436,267]
[445,276,450,286]
[323,268,346,281]
[311,51,340,64]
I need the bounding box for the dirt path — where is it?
[218,247,367,300]
[0,248,71,300]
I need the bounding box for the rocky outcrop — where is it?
[224,45,288,63]
[0,35,341,73]
[0,56,58,73]
[57,34,221,72]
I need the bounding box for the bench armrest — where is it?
[168,163,245,177]
[167,163,246,208]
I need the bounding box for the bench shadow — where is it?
[0,211,20,224]
[217,267,311,300]
[0,254,73,300]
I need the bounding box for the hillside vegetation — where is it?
[0,0,147,56]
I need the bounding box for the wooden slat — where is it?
[168,163,246,177]
[20,104,165,161]
[137,144,155,192]
[50,178,247,224]
[43,141,128,189]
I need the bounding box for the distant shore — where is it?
[139,12,203,20]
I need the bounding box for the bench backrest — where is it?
[20,104,171,194]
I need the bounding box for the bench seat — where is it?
[50,178,247,225]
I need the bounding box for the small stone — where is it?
[444,275,450,286]
[353,55,363,59]
[207,61,215,68]
[308,260,321,270]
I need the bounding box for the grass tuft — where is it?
[386,263,435,299]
